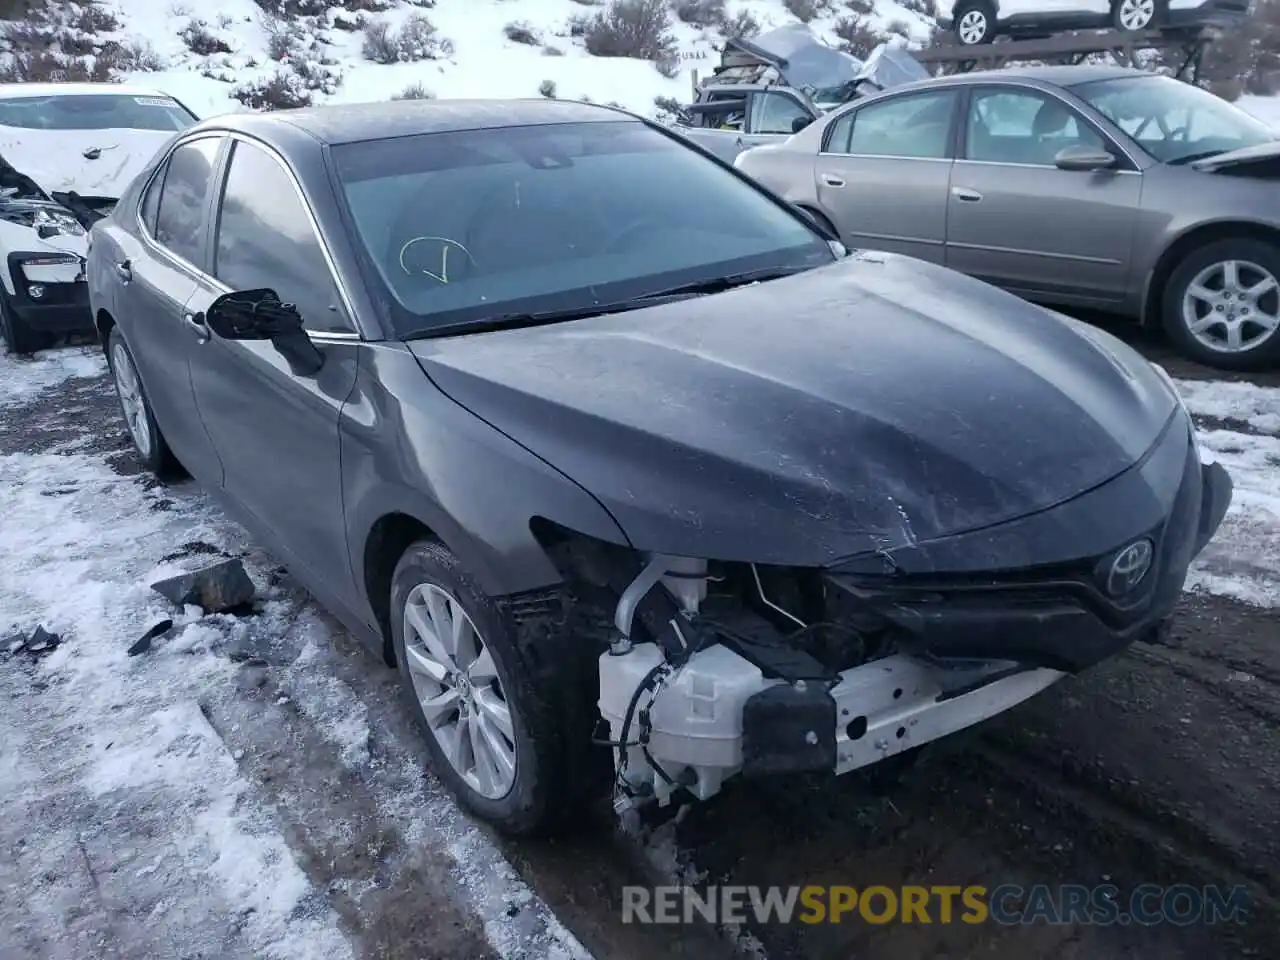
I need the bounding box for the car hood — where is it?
[1189,139,1280,173]
[0,126,174,198]
[408,252,1177,567]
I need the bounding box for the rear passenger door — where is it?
[186,135,361,603]
[944,85,1142,305]
[117,134,226,485]
[813,89,959,264]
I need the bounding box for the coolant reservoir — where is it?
[598,642,772,770]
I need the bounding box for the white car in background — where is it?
[0,82,198,355]
[937,0,1254,46]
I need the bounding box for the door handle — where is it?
[183,310,210,343]
[820,173,845,188]
[114,260,131,283]
[951,186,983,202]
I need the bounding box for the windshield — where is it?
[1073,75,1274,164]
[330,120,834,337]
[0,94,197,131]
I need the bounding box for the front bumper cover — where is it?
[5,251,92,333]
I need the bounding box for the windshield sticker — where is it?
[132,97,173,107]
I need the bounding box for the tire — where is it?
[1162,238,1280,371]
[1113,0,1163,32]
[390,539,599,836]
[953,1,996,45]
[105,326,180,475]
[0,296,50,356]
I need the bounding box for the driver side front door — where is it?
[185,135,361,605]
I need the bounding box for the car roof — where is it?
[904,64,1150,91]
[197,97,634,146]
[0,82,175,100]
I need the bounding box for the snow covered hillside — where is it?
[0,0,938,120]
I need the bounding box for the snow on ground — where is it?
[1177,377,1280,608]
[103,0,932,121]
[0,348,590,960]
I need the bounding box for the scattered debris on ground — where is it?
[150,557,257,613]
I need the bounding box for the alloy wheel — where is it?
[957,9,989,44]
[1117,0,1156,30]
[1180,258,1280,355]
[402,581,517,799]
[111,341,153,458]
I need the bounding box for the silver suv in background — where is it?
[735,65,1280,370]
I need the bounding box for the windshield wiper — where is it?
[404,295,693,339]
[404,265,816,340]
[1168,149,1228,166]
[633,264,815,300]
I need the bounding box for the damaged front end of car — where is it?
[563,410,1232,813]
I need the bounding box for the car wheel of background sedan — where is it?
[105,326,180,475]
[390,538,599,837]
[0,296,49,356]
[1113,0,1162,31]
[954,1,996,44]
[1163,238,1280,371]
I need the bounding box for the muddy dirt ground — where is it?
[2,322,1277,960]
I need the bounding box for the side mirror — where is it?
[1053,145,1117,171]
[205,288,324,377]
[791,115,814,134]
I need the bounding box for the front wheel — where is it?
[953,1,996,45]
[1162,238,1280,371]
[390,539,599,836]
[1114,0,1163,31]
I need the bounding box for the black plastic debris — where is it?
[150,558,256,613]
[4,625,62,658]
[128,619,174,657]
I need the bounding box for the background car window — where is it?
[152,137,220,266]
[0,94,196,131]
[843,90,957,159]
[213,140,351,335]
[750,92,810,135]
[966,89,1107,165]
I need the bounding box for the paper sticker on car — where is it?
[133,97,174,107]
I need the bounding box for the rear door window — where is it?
[151,137,221,267]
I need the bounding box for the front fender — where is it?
[341,343,632,607]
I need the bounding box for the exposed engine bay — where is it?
[0,152,115,236]
[543,537,1068,812]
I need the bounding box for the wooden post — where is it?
[691,69,699,99]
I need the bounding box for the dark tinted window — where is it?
[0,94,197,131]
[331,120,832,337]
[140,166,163,234]
[153,137,221,265]
[213,140,350,334]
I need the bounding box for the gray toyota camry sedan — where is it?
[734,66,1280,371]
[86,99,1230,836]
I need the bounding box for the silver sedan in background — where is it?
[735,65,1280,370]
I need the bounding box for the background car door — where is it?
[186,136,360,601]
[743,90,815,147]
[114,135,225,484]
[944,85,1142,306]
[813,89,959,264]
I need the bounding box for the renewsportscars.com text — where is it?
[621,884,1250,926]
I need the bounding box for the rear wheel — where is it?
[0,296,49,356]
[953,1,996,45]
[106,326,180,475]
[1162,238,1280,371]
[1113,0,1163,31]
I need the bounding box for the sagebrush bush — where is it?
[504,20,539,45]
[361,13,452,64]
[782,0,833,23]
[672,0,724,27]
[538,77,557,97]
[833,15,879,59]
[232,69,313,109]
[718,9,760,39]
[180,20,232,55]
[582,0,676,62]
[392,81,434,99]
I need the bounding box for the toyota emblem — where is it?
[1105,539,1154,597]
